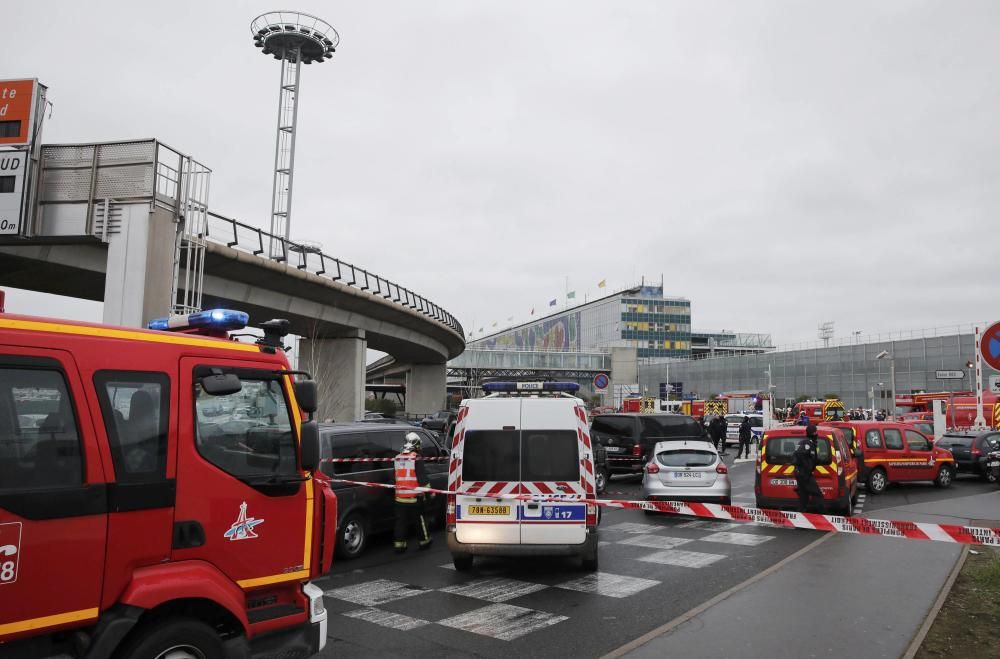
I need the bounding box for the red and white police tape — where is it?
[322,457,449,463]
[320,476,1000,547]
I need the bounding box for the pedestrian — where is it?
[717,415,729,455]
[736,416,752,459]
[393,432,432,553]
[797,411,809,426]
[794,425,824,512]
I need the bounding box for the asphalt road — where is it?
[855,469,998,515]
[313,457,823,658]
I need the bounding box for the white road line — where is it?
[698,531,774,546]
[556,572,660,598]
[342,607,430,631]
[324,579,429,606]
[440,563,456,570]
[617,534,693,550]
[605,521,673,534]
[637,549,727,568]
[438,603,568,641]
[439,577,549,602]
[676,520,745,531]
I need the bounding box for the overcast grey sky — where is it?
[4,1,998,345]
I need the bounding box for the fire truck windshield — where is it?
[194,375,299,482]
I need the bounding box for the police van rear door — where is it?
[519,398,587,545]
[455,398,521,545]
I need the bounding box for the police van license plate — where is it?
[605,446,624,453]
[770,478,797,486]
[468,505,510,515]
[988,460,1000,468]
[673,471,703,478]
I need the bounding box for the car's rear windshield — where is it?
[764,436,832,465]
[656,448,716,468]
[940,435,974,447]
[725,415,744,424]
[640,415,704,439]
[462,429,579,482]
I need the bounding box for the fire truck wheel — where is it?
[934,465,954,488]
[115,616,223,659]
[337,511,368,559]
[453,554,473,571]
[595,468,609,494]
[866,468,888,495]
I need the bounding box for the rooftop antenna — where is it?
[251,11,339,258]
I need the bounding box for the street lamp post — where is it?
[876,350,895,421]
[965,360,975,393]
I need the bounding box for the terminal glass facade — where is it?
[472,285,692,359]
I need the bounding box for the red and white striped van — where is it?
[446,382,600,571]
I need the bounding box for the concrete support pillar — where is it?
[405,363,447,417]
[300,329,367,423]
[102,205,176,327]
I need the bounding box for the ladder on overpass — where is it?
[165,152,211,315]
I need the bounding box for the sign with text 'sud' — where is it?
[0,79,38,147]
[982,322,1000,372]
[0,150,26,235]
[935,370,965,380]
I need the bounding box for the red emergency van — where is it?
[833,421,955,494]
[0,308,336,658]
[755,425,858,515]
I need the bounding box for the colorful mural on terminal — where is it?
[480,312,582,351]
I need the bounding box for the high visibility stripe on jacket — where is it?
[395,451,419,502]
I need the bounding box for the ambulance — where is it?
[0,306,335,658]
[786,399,847,423]
[446,382,600,571]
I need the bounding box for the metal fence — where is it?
[204,212,464,337]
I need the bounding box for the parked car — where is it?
[421,409,457,438]
[936,430,1000,483]
[590,413,708,476]
[317,423,449,559]
[642,440,731,508]
[724,413,763,446]
[987,449,1000,486]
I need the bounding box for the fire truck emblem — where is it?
[224,501,264,541]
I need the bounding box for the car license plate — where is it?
[468,505,510,516]
[673,471,703,479]
[988,461,1000,468]
[770,478,797,486]
[605,446,624,453]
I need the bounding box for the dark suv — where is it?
[317,423,449,559]
[590,413,709,476]
[421,409,457,438]
[936,430,1000,483]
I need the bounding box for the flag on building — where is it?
[507,316,513,322]
[549,299,557,306]
[530,308,535,315]
[492,321,498,327]
[567,291,576,299]
[598,279,606,288]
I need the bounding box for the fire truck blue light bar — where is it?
[148,309,249,332]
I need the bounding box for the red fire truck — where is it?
[896,392,1000,429]
[0,307,336,658]
[785,399,847,423]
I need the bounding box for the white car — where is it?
[446,381,600,571]
[642,439,731,506]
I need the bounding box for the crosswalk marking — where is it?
[605,521,671,534]
[440,577,549,602]
[676,520,746,531]
[699,531,774,546]
[324,579,429,606]
[555,572,660,598]
[637,549,726,568]
[342,607,430,631]
[617,534,693,549]
[437,603,567,641]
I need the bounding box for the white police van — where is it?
[446,381,600,571]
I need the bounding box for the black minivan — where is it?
[590,413,708,476]
[318,423,450,559]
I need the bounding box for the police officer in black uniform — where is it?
[794,424,824,512]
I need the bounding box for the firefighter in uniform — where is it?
[394,432,432,553]
[794,424,824,512]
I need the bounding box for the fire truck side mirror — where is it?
[200,373,242,396]
[294,380,318,414]
[300,420,320,472]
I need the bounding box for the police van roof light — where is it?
[482,381,580,393]
[147,309,249,333]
